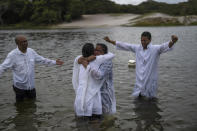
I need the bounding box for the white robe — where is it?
[72,53,115,116]
[116,41,174,98]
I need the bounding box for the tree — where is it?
[31,0,61,24]
[67,0,84,19]
[1,0,27,24]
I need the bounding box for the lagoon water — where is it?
[0,26,197,131]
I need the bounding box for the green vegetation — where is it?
[0,0,84,26]
[189,22,197,25]
[0,0,196,28]
[132,17,184,27]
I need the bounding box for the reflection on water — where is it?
[0,27,197,130]
[1,100,37,131]
[13,101,37,131]
[74,98,164,131]
[133,98,163,131]
[76,117,102,131]
[75,115,117,131]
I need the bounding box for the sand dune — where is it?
[54,14,139,28]
[53,13,197,28]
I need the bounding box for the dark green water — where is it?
[0,26,197,131]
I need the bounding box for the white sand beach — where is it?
[54,14,139,28]
[53,13,197,28]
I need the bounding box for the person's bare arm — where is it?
[78,55,96,68]
[78,57,88,68]
[87,55,96,62]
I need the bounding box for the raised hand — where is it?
[103,36,116,45]
[103,36,110,42]
[171,35,178,43]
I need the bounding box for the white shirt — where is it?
[116,41,174,98]
[0,48,56,90]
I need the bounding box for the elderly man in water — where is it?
[92,43,116,115]
[104,31,178,99]
[0,35,64,102]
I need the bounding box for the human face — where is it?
[94,45,104,56]
[17,36,28,53]
[141,36,151,50]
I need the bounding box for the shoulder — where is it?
[27,48,35,53]
[75,55,82,60]
[7,49,17,58]
[74,55,82,63]
[136,44,141,48]
[27,48,38,55]
[149,44,163,54]
[135,44,141,49]
[152,44,163,50]
[148,43,159,49]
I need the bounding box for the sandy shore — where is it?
[53,13,197,28]
[53,14,139,28]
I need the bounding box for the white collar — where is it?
[140,42,152,50]
[16,47,27,55]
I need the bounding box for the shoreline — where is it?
[52,13,197,29]
[1,13,197,29]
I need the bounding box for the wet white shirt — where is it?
[116,41,174,98]
[91,60,116,114]
[0,48,56,90]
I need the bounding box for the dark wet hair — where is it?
[82,43,94,57]
[141,31,151,40]
[96,43,108,54]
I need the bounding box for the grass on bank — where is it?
[126,17,197,27]
[190,22,197,25]
[125,13,197,27]
[133,18,184,26]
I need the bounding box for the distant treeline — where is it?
[0,0,196,25]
